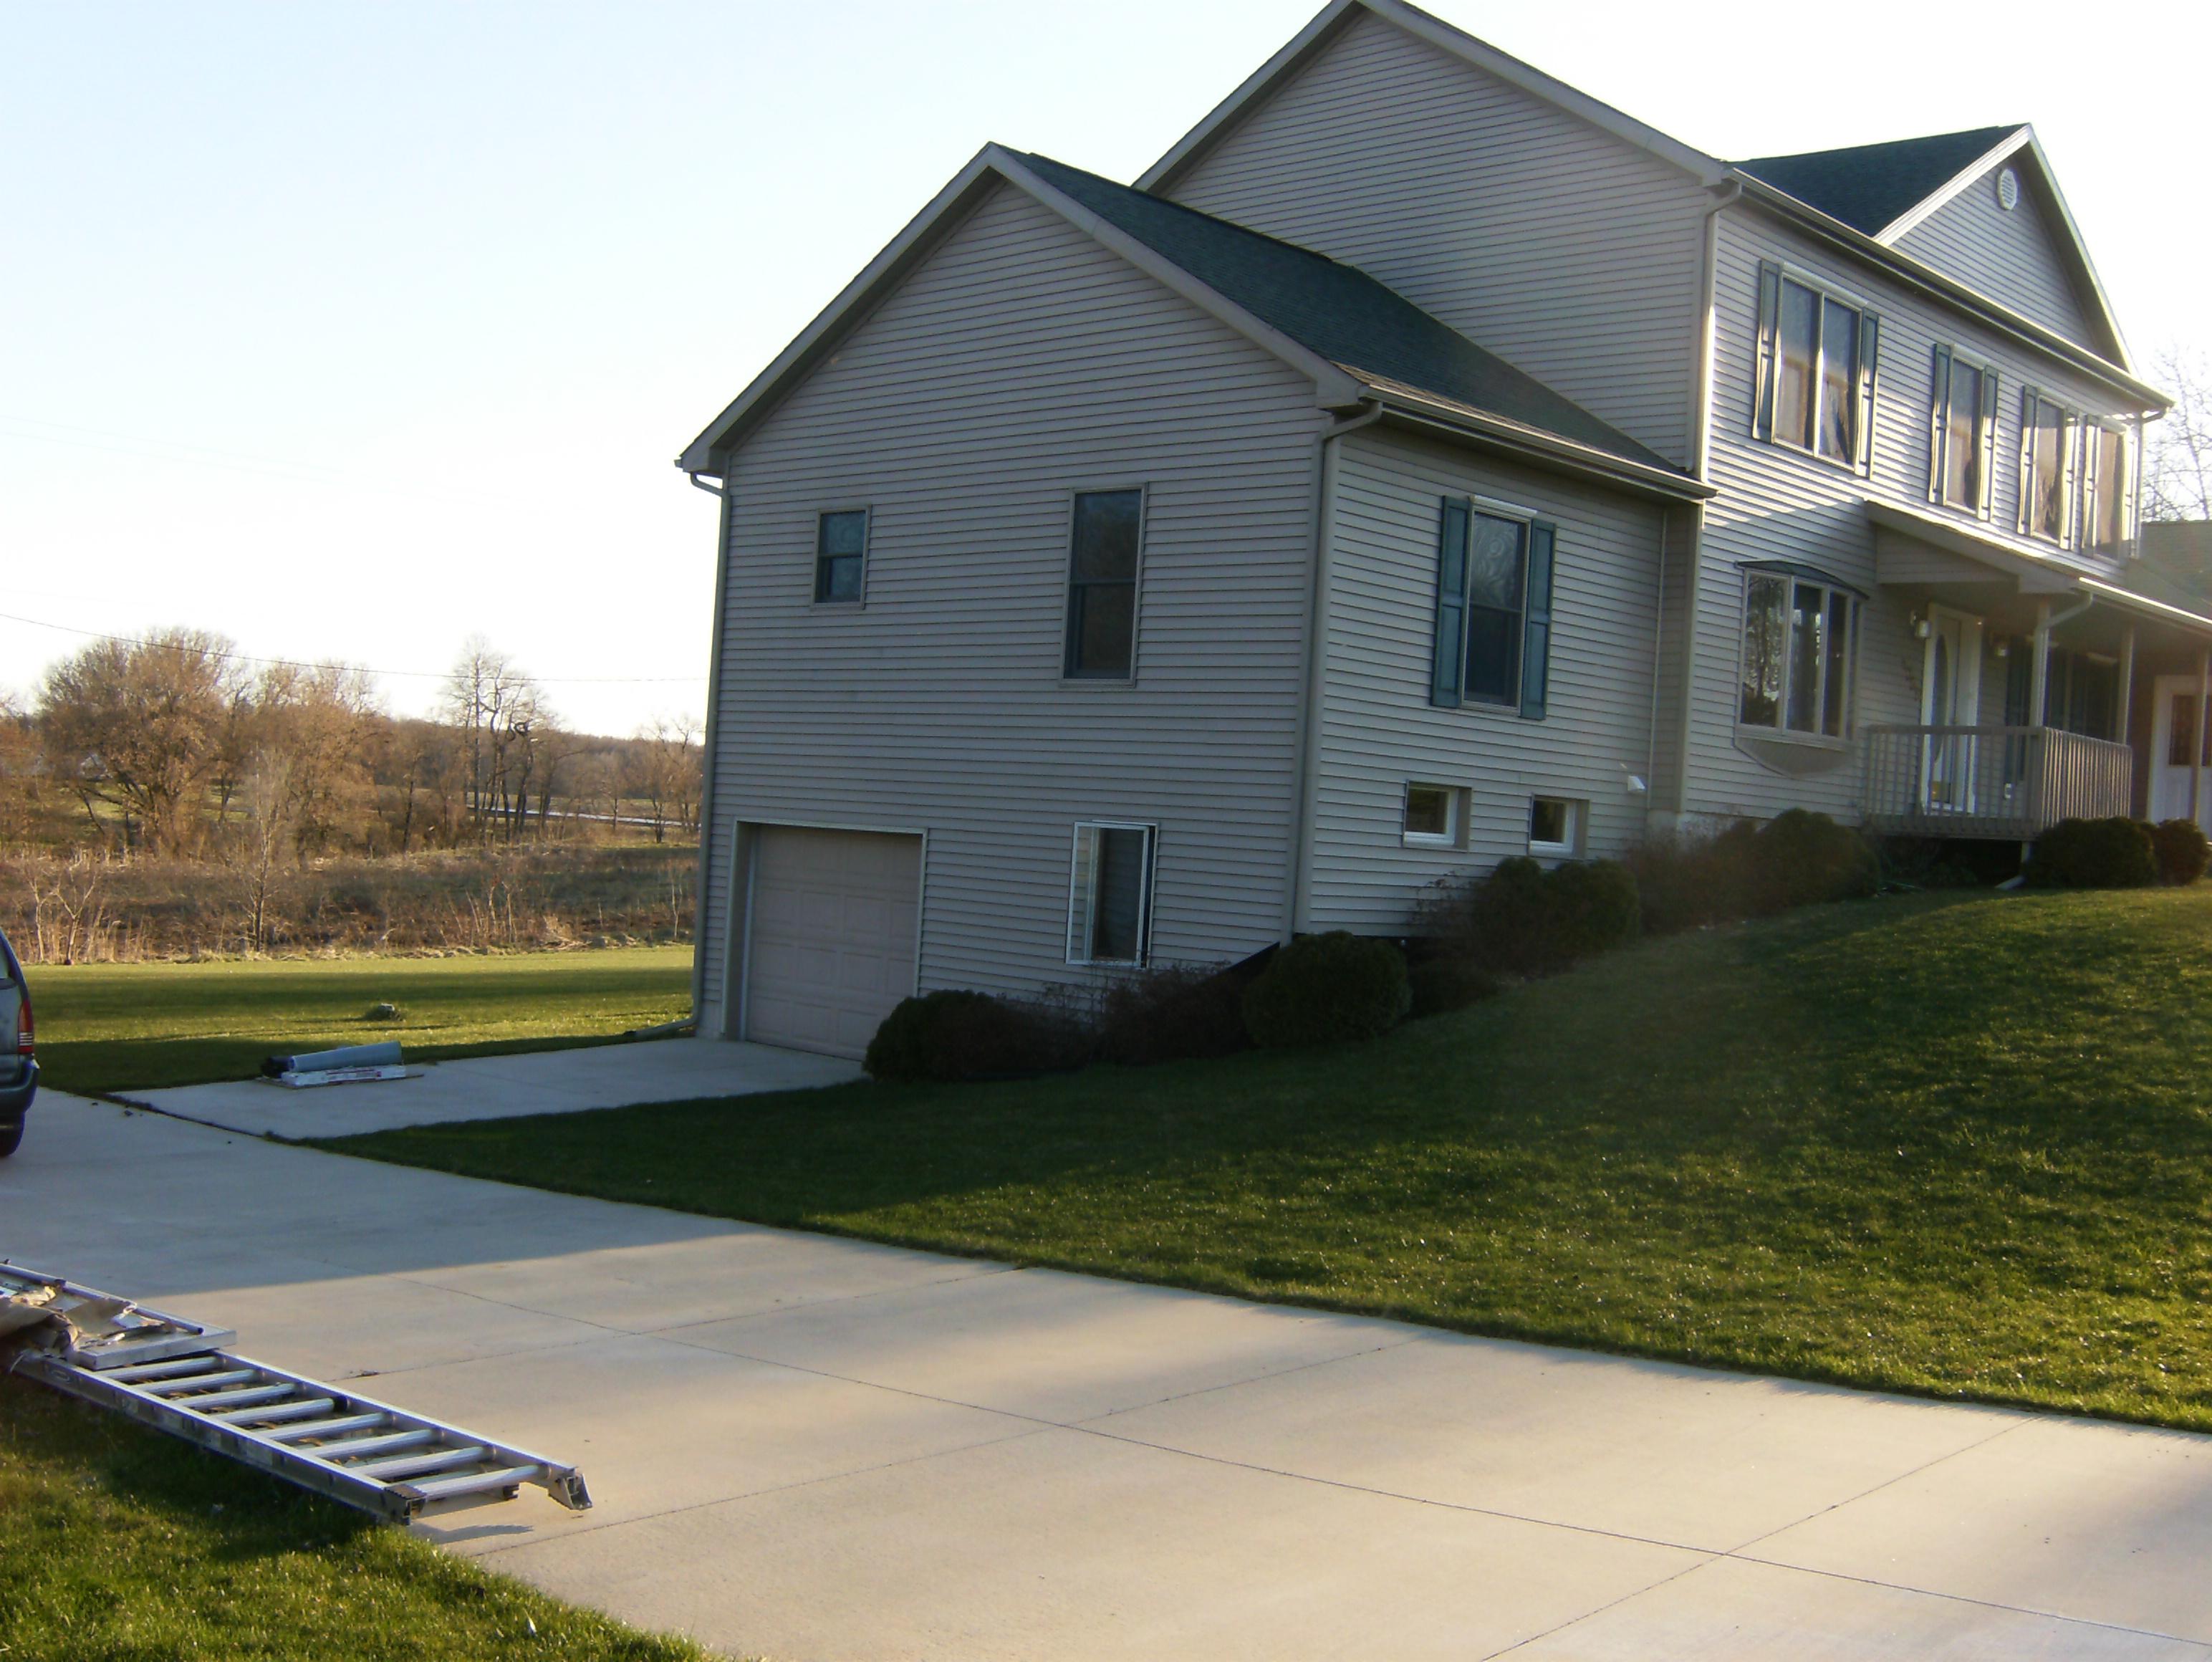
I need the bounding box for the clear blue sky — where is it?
[5,1,2199,734]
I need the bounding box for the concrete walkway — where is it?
[118,1037,860,1138]
[5,1093,2209,1661]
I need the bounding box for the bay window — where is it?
[1739,567,1859,740]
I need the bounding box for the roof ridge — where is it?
[1019,150,1355,272]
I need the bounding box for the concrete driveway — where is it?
[5,1092,2210,1661]
[117,1037,860,1138]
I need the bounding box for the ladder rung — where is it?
[179,1383,297,1412]
[348,1445,486,1481]
[208,1396,336,1425]
[312,1428,437,1461]
[153,1368,259,1396]
[107,1356,229,1384]
[400,1464,542,1504]
[268,1413,390,1444]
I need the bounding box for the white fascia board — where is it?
[1870,126,2131,371]
[986,147,1365,408]
[675,150,1004,474]
[1140,0,1727,193]
[1730,180,2167,413]
[1367,384,1715,503]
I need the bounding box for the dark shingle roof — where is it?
[1020,152,1678,474]
[1732,126,2022,236]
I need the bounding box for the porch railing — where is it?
[1862,725,2134,841]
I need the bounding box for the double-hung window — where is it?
[1429,499,1557,717]
[814,509,869,603]
[1067,822,1154,966]
[2017,389,2077,544]
[1928,346,1999,517]
[1064,489,1143,678]
[2080,421,2135,554]
[1738,567,1860,739]
[1754,263,1879,470]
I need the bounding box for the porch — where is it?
[1860,503,2212,843]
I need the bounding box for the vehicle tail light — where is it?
[16,986,31,1057]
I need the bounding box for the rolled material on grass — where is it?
[261,1042,403,1079]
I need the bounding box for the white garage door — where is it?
[746,827,921,1059]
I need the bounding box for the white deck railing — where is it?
[1862,726,2134,840]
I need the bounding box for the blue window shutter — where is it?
[1976,368,2001,520]
[1519,520,1556,721]
[1928,345,1953,503]
[1753,262,1781,441]
[1431,499,1470,708]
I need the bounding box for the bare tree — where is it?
[0,691,42,847]
[249,661,383,856]
[626,715,703,845]
[2145,346,2212,523]
[441,638,554,844]
[37,628,249,855]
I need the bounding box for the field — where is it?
[330,888,2212,1434]
[29,946,693,1096]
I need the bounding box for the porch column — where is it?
[2029,600,2053,730]
[2117,624,2136,748]
[2197,651,2210,831]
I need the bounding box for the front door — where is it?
[2150,676,2212,828]
[1920,606,1983,810]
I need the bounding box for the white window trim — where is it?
[1931,344,1999,519]
[1059,484,1148,685]
[1529,797,1583,859]
[2079,418,2136,558]
[2018,390,2079,548]
[1065,820,1157,967]
[1733,569,1860,747]
[1761,263,1875,473]
[1400,783,1465,850]
[812,506,872,608]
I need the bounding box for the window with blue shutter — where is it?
[1429,499,1554,719]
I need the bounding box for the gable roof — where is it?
[678,145,1704,498]
[1016,153,1673,473]
[1138,0,2151,395]
[1732,126,2023,238]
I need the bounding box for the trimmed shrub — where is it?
[1241,931,1411,1049]
[2150,818,2211,887]
[1418,856,1643,976]
[1752,809,1881,911]
[865,989,1088,1082]
[1097,963,1255,1066]
[2026,817,2158,889]
[1405,955,1501,1019]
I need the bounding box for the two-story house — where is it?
[675,0,2204,1057]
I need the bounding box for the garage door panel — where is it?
[747,827,921,1060]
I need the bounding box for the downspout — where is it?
[686,468,734,1037]
[1660,178,1741,832]
[1284,400,1385,941]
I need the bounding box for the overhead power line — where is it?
[0,607,706,686]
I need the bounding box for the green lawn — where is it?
[0,1375,711,1662]
[327,890,2212,1434]
[29,947,693,1096]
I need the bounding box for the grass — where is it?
[0,1375,711,1662]
[327,889,2212,1434]
[28,946,694,1096]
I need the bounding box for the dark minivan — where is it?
[0,927,36,1156]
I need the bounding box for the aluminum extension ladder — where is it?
[2,1264,591,1524]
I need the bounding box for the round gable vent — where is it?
[1996,167,2020,211]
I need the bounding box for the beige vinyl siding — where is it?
[698,181,1322,1027]
[1160,8,1708,469]
[1304,427,1666,933]
[1893,167,2099,349]
[1679,205,2142,825]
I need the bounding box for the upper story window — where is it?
[1429,498,1557,719]
[1738,565,1859,741]
[1928,345,1998,519]
[1754,262,1879,472]
[2018,389,2077,544]
[2081,421,2135,554]
[1064,489,1143,679]
[814,509,869,603]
